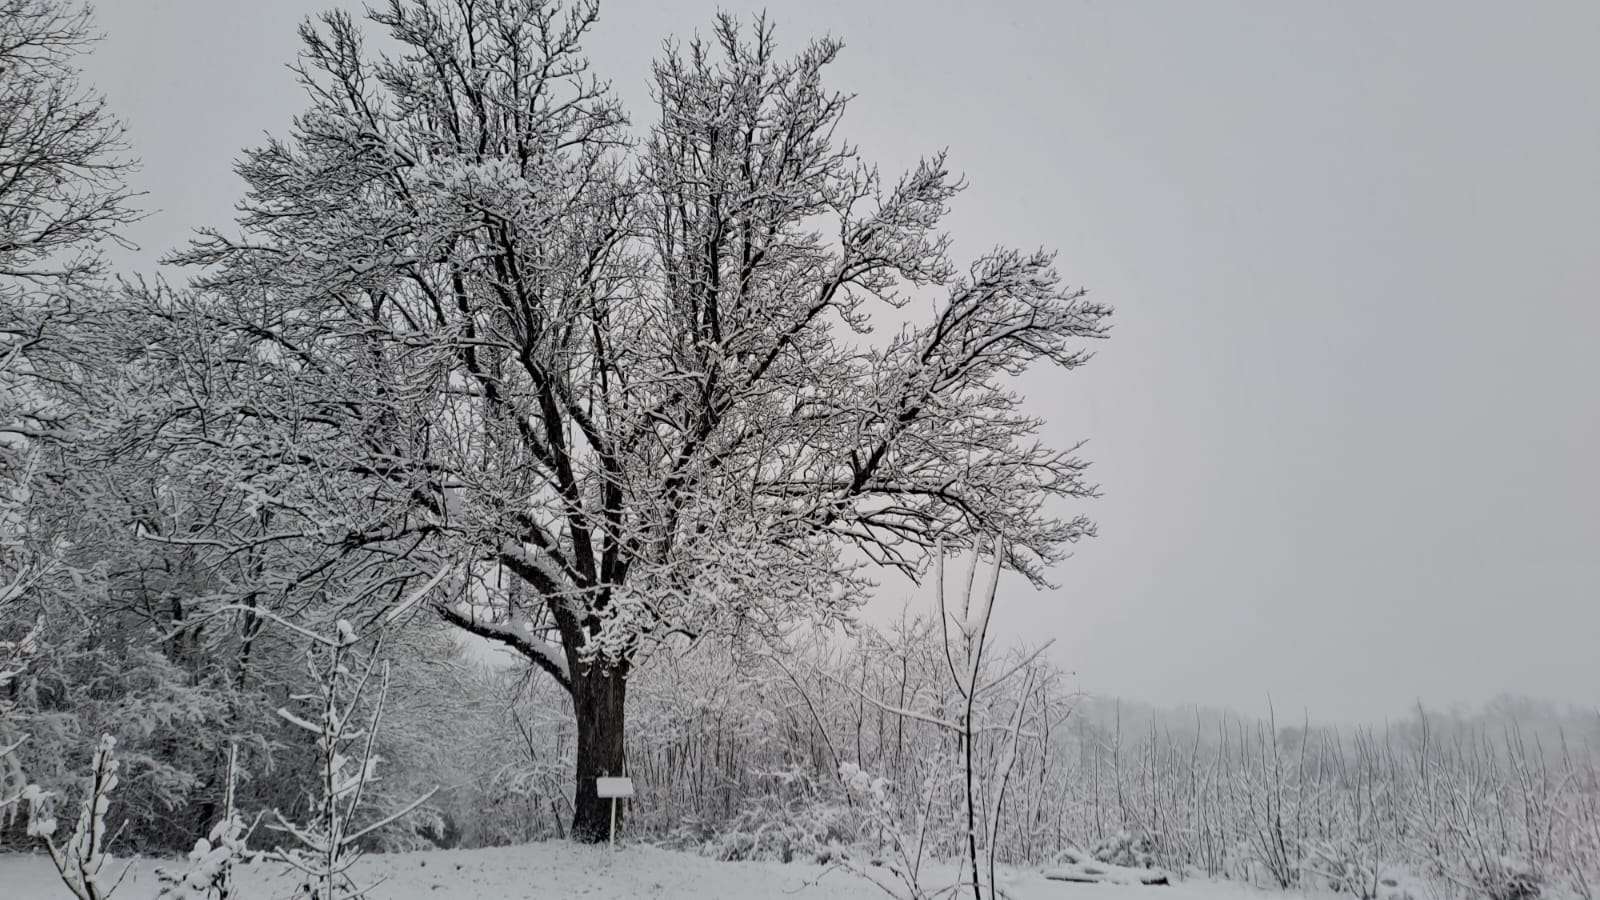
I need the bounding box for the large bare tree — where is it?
[150,0,1109,841]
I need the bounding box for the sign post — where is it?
[595,777,635,851]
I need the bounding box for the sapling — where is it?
[264,621,436,900]
[825,538,1051,900]
[31,734,134,900]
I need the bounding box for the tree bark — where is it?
[570,662,628,843]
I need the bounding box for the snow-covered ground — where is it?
[0,841,1321,900]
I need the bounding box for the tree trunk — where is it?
[570,663,628,843]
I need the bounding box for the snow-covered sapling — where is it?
[265,621,436,900]
[825,538,1051,900]
[31,734,134,900]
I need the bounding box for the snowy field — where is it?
[0,842,1314,900]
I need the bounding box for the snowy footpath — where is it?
[0,841,1318,900]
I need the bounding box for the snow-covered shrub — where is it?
[155,811,250,900]
[698,767,853,864]
[650,763,846,863]
[1089,829,1161,869]
[838,762,935,900]
[1302,837,1380,897]
[1300,837,1425,900]
[7,619,238,851]
[1467,855,1545,900]
[155,744,253,900]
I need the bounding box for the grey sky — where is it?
[82,1,1600,723]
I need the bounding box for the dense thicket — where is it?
[486,629,1600,900]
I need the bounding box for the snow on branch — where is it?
[437,602,571,692]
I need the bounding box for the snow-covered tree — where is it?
[0,0,138,461]
[1,0,142,844]
[148,0,1108,840]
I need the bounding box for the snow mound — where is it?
[1046,846,1172,886]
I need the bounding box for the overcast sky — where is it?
[81,0,1599,723]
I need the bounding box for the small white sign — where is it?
[596,777,635,799]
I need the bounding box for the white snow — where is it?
[0,842,1329,900]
